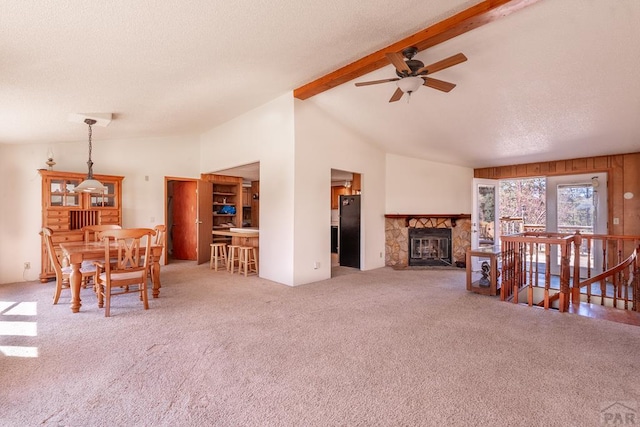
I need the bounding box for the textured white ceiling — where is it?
[1,0,639,168]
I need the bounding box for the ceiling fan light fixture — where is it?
[396,76,423,94]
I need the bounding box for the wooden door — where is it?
[172,181,197,260]
[196,179,213,265]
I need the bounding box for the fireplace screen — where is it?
[409,228,452,266]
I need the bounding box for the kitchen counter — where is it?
[212,229,259,247]
[230,227,259,234]
[213,230,259,238]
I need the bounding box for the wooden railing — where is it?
[501,232,580,312]
[500,231,640,313]
[574,248,639,311]
[499,217,524,236]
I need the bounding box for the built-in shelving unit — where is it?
[201,174,243,244]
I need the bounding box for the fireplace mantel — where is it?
[384,214,471,227]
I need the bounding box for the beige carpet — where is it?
[1,261,639,426]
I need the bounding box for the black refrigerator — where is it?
[339,194,361,269]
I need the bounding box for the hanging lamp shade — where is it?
[74,118,107,193]
[75,177,106,193]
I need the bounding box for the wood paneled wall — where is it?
[474,152,640,236]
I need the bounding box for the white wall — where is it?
[200,93,296,286]
[0,97,473,287]
[95,135,201,227]
[385,154,473,214]
[294,99,387,284]
[0,135,200,285]
[199,93,387,286]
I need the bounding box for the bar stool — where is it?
[209,243,228,271]
[226,245,242,274]
[237,246,258,277]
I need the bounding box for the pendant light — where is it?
[74,118,107,193]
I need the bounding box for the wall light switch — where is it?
[314,262,320,269]
[613,217,620,225]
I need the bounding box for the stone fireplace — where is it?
[408,227,452,266]
[385,214,471,268]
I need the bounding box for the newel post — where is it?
[571,232,583,306]
[558,238,571,312]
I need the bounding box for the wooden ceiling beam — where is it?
[293,0,541,100]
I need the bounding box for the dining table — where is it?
[59,241,163,313]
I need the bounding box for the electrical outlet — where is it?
[24,262,30,270]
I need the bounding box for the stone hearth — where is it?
[385,214,471,268]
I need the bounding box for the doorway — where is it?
[165,177,213,265]
[472,178,500,249]
[330,169,361,273]
[547,173,607,276]
[494,173,607,277]
[471,178,500,271]
[171,180,197,260]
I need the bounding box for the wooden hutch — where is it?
[39,169,124,282]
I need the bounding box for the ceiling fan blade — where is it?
[354,78,400,87]
[422,77,456,92]
[389,87,404,103]
[386,52,411,74]
[416,53,467,75]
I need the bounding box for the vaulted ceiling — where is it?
[2,0,639,168]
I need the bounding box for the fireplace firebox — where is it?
[408,228,452,266]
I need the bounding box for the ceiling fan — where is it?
[354,47,467,102]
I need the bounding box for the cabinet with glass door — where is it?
[48,177,81,207]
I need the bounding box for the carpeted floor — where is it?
[1,261,639,426]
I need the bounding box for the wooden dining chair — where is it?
[152,224,166,247]
[145,224,167,284]
[94,228,155,317]
[82,224,122,242]
[42,227,96,305]
[153,224,166,262]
